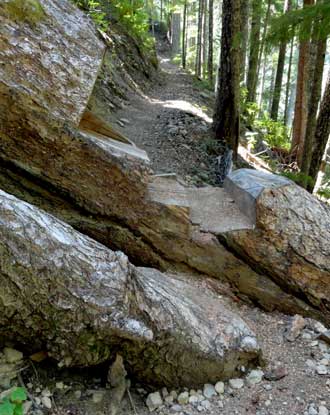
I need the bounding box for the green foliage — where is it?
[241,88,291,151]
[111,0,149,40]
[281,171,314,188]
[4,0,45,25]
[255,115,291,150]
[268,2,330,44]
[317,187,330,200]
[0,388,27,415]
[72,0,107,30]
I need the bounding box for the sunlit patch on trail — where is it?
[150,98,212,123]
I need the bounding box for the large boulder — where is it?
[0,0,328,325]
[224,169,330,320]
[0,190,262,387]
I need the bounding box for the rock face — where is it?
[0,190,261,387]
[0,0,105,125]
[224,169,330,320]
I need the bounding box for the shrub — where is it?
[0,387,27,415]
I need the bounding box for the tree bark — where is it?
[291,0,315,164]
[213,0,241,158]
[246,0,262,103]
[307,72,330,192]
[301,36,327,181]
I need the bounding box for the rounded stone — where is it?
[246,369,264,386]
[203,383,217,399]
[229,378,244,389]
[319,406,329,415]
[215,381,225,395]
[177,391,189,405]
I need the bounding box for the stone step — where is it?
[148,176,190,208]
[187,187,255,234]
[147,177,254,235]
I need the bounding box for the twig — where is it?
[127,387,138,415]
[29,360,40,383]
[17,373,42,410]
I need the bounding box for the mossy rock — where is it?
[4,0,45,26]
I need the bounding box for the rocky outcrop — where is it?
[0,0,105,126]
[0,0,329,328]
[224,169,330,319]
[0,189,261,387]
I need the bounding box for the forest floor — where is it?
[115,42,225,187]
[9,45,330,415]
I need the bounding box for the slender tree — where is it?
[202,0,208,79]
[207,0,214,85]
[213,0,241,158]
[195,0,205,77]
[182,0,187,68]
[271,0,293,121]
[240,0,249,83]
[246,0,262,103]
[284,36,295,125]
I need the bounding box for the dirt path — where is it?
[115,47,222,186]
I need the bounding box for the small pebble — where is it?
[171,404,182,412]
[229,379,244,389]
[146,391,163,411]
[41,396,52,409]
[319,406,329,415]
[317,365,328,375]
[203,384,216,399]
[215,381,225,395]
[177,391,189,405]
[201,400,211,409]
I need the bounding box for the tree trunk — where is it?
[258,50,268,115]
[291,0,314,164]
[202,0,208,79]
[0,189,262,388]
[307,72,330,192]
[268,63,276,113]
[195,0,205,77]
[270,42,287,121]
[301,37,327,182]
[208,0,214,85]
[256,0,272,87]
[246,0,262,103]
[284,36,295,125]
[182,0,187,68]
[270,0,292,121]
[171,12,181,56]
[213,0,241,158]
[240,0,249,84]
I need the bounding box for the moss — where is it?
[4,0,45,26]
